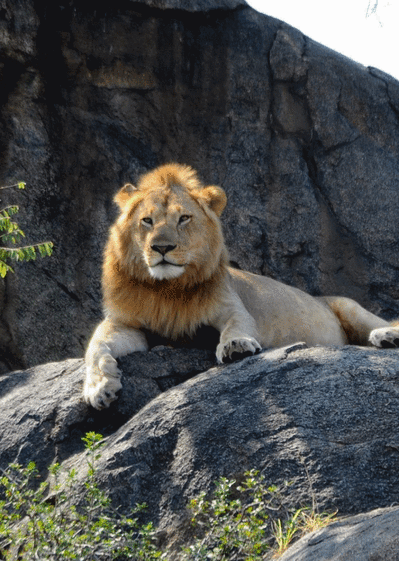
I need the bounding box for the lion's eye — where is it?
[178,215,191,225]
[141,217,153,226]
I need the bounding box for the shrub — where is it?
[0,433,162,560]
[0,436,336,560]
[0,182,53,277]
[182,470,336,560]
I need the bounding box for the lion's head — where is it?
[108,164,228,287]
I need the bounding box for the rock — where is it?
[279,506,399,561]
[2,344,399,551]
[0,358,88,470]
[0,346,215,470]
[133,0,247,9]
[1,1,399,370]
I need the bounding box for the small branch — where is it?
[0,242,53,253]
[0,182,26,190]
[366,0,378,18]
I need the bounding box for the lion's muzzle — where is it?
[151,243,177,256]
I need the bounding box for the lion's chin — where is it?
[148,263,185,280]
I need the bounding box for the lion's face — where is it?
[135,187,216,281]
[111,164,228,284]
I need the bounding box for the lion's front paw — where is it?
[83,355,122,410]
[369,327,399,349]
[216,337,262,364]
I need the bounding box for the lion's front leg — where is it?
[211,293,262,364]
[84,319,148,409]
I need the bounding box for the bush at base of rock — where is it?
[0,433,336,561]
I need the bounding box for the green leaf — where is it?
[0,185,53,278]
[38,242,54,257]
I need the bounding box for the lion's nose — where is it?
[151,244,176,256]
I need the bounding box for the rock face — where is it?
[1,0,399,370]
[2,344,399,555]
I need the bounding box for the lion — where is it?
[83,163,399,409]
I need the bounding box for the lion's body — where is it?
[230,268,347,347]
[84,164,399,409]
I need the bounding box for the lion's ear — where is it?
[200,185,227,216]
[114,183,138,210]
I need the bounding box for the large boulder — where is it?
[279,506,399,561]
[2,343,399,553]
[0,0,399,370]
[0,346,216,470]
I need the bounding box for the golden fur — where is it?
[84,163,399,409]
[102,165,228,339]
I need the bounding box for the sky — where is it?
[245,0,399,81]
